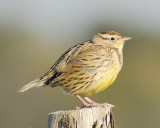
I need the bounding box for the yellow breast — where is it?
[82,53,121,96]
[84,67,118,96]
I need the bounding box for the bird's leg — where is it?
[84,96,115,108]
[74,95,90,109]
[83,97,96,104]
[74,95,115,109]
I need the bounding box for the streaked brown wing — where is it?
[55,45,113,95]
[40,41,93,86]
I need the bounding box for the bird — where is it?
[18,31,132,108]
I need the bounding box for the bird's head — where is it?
[93,31,132,50]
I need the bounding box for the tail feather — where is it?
[18,78,45,92]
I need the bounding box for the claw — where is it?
[74,95,115,109]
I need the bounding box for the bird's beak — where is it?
[122,36,134,41]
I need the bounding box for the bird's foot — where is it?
[74,95,115,109]
[83,96,115,108]
[74,102,91,109]
[92,102,115,108]
[74,102,115,109]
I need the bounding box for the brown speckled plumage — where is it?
[18,31,132,107]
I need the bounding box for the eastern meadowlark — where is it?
[18,31,132,108]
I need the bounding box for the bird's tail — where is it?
[18,78,45,92]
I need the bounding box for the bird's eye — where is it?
[111,37,115,40]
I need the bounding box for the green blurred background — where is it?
[0,0,160,128]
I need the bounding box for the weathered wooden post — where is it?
[48,105,115,128]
